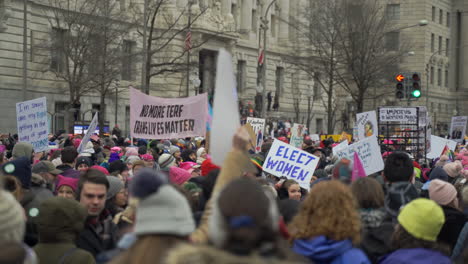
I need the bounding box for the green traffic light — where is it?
[412,90,421,98]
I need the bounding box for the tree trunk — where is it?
[98,92,106,136]
[356,92,364,113]
[326,45,335,134]
[67,92,76,134]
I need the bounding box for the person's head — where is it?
[280,179,301,201]
[209,178,282,256]
[109,160,129,179]
[0,190,25,242]
[384,152,414,183]
[158,153,177,171]
[196,147,207,160]
[392,198,447,254]
[443,161,463,179]
[289,180,361,244]
[78,169,109,217]
[56,175,79,199]
[132,160,145,175]
[170,145,181,158]
[351,177,385,209]
[2,157,32,190]
[32,161,62,183]
[61,146,79,165]
[428,179,459,209]
[140,154,155,168]
[11,142,34,162]
[181,149,196,162]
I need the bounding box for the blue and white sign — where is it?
[16,97,49,152]
[263,139,319,190]
[77,112,98,153]
[334,136,384,176]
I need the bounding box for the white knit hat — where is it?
[0,190,25,242]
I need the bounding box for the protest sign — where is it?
[450,116,468,143]
[210,49,240,166]
[246,117,265,152]
[263,139,319,190]
[16,97,48,152]
[427,135,457,159]
[309,134,320,141]
[130,87,207,140]
[320,134,352,142]
[242,123,257,151]
[334,136,384,176]
[77,112,98,153]
[356,111,378,141]
[379,107,417,123]
[332,140,349,155]
[290,123,306,148]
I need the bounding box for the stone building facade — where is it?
[0,0,328,136]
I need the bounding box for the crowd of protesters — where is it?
[1,125,468,264]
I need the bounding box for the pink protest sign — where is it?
[130,87,208,139]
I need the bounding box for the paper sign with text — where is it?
[334,136,384,176]
[130,87,208,139]
[77,112,98,153]
[356,111,378,141]
[427,135,457,159]
[263,139,319,190]
[379,107,417,123]
[16,97,49,152]
[332,140,349,155]
[246,117,265,152]
[290,123,306,148]
[450,116,468,143]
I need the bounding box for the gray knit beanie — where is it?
[106,176,124,200]
[0,190,25,242]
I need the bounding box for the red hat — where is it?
[201,159,220,176]
[90,165,109,175]
[56,175,79,193]
[169,167,192,185]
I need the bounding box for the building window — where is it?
[437,68,442,86]
[252,9,257,33]
[447,12,450,27]
[386,4,400,20]
[275,67,284,96]
[54,102,68,131]
[313,73,321,100]
[438,36,442,54]
[385,32,400,51]
[439,9,443,24]
[445,70,449,87]
[236,60,246,93]
[121,40,135,81]
[30,30,35,62]
[446,39,450,56]
[431,33,435,52]
[50,27,66,72]
[430,66,434,84]
[125,106,130,136]
[231,4,238,30]
[432,6,436,21]
[271,15,277,38]
[316,118,323,133]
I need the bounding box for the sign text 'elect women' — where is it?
[263,139,319,190]
[130,88,208,139]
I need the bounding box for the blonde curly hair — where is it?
[289,180,361,244]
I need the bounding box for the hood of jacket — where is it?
[385,182,419,218]
[429,167,449,181]
[380,248,451,264]
[360,208,387,229]
[293,236,370,263]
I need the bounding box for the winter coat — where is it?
[76,210,118,258]
[438,206,467,251]
[21,186,54,247]
[293,236,371,264]
[384,182,419,222]
[165,243,305,264]
[34,243,95,264]
[57,164,81,178]
[379,248,451,264]
[359,208,394,264]
[190,150,256,243]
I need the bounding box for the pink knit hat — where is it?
[179,161,200,171]
[125,147,138,157]
[429,179,458,208]
[169,167,192,185]
[140,154,154,162]
[443,161,463,178]
[73,138,82,149]
[90,165,110,175]
[56,175,79,193]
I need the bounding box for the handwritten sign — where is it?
[16,97,48,152]
[77,112,98,153]
[246,117,265,152]
[427,135,457,159]
[334,136,384,176]
[356,111,378,141]
[263,139,319,190]
[332,140,349,155]
[290,123,306,148]
[379,107,417,123]
[130,87,208,139]
[450,116,467,143]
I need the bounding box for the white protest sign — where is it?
[246,117,266,152]
[310,134,320,141]
[379,107,417,123]
[290,123,306,148]
[450,116,468,143]
[130,87,208,139]
[332,140,349,155]
[77,112,98,153]
[16,97,49,152]
[426,135,457,159]
[263,139,319,190]
[356,111,378,141]
[335,136,384,176]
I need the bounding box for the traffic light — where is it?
[410,73,421,98]
[395,74,405,99]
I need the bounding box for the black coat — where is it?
[439,206,467,252]
[76,212,118,258]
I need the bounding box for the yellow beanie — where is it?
[397,198,445,242]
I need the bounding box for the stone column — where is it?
[221,0,232,15]
[278,0,289,43]
[240,0,252,33]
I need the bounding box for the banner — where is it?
[427,135,457,159]
[130,87,207,139]
[450,116,468,143]
[320,134,352,142]
[290,123,306,148]
[246,117,265,152]
[263,139,319,190]
[356,111,378,141]
[379,107,417,123]
[334,136,384,176]
[332,140,348,155]
[77,112,98,153]
[16,97,49,152]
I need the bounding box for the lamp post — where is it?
[22,0,28,101]
[114,79,120,126]
[306,79,314,131]
[260,0,278,119]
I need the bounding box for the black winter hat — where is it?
[109,160,128,174]
[2,157,31,189]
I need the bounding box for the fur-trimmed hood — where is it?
[164,243,306,264]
